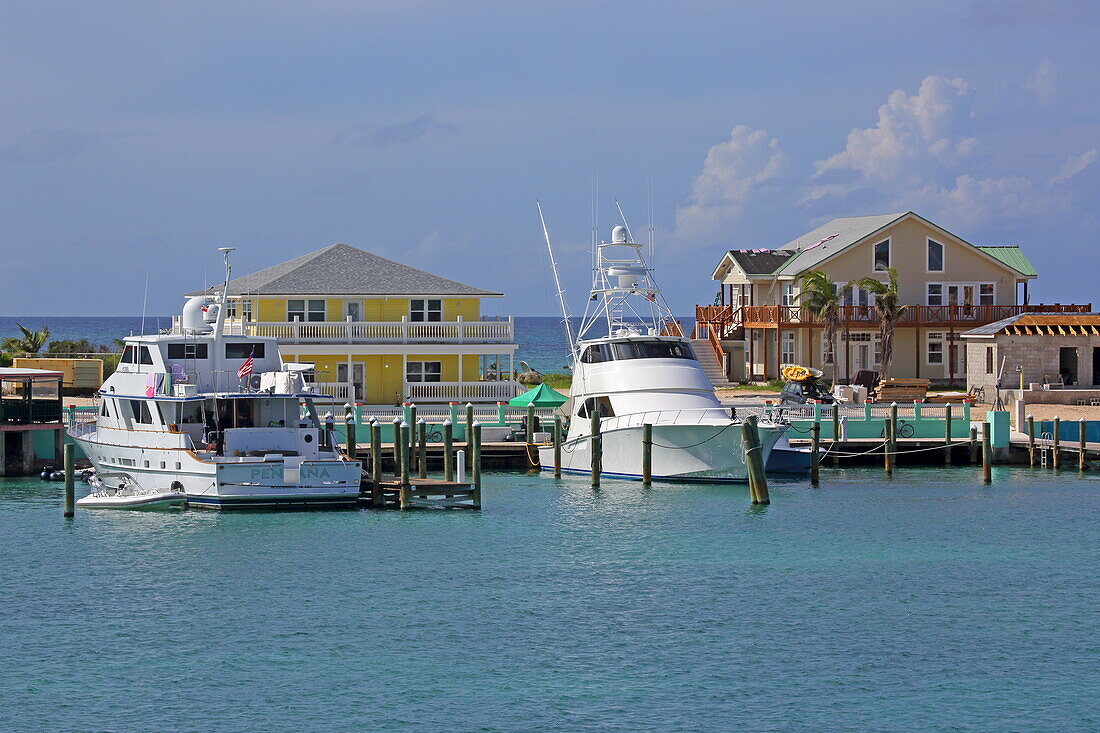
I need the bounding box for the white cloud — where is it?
[1049,148,1098,185]
[1023,59,1057,104]
[673,125,787,244]
[810,76,977,193]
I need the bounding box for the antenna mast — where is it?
[537,202,578,362]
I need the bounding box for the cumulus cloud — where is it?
[809,76,977,196]
[1049,148,1098,186]
[673,125,787,244]
[334,113,458,147]
[1023,59,1057,104]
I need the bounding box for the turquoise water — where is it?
[2,467,1097,731]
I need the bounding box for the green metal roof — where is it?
[975,246,1037,277]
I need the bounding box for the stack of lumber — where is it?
[872,378,930,403]
[925,391,970,404]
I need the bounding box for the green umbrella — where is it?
[508,383,568,408]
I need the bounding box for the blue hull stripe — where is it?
[543,466,748,484]
[187,494,359,509]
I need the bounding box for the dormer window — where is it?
[873,240,890,271]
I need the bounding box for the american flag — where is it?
[237,350,255,379]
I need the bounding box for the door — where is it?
[1093,347,1100,386]
[856,344,870,371]
[336,363,366,401]
[1059,347,1078,386]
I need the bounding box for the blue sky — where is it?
[1,0,1097,317]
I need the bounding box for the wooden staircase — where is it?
[691,339,733,387]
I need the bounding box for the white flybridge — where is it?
[538,217,787,482]
[69,249,362,509]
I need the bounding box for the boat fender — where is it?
[50,471,66,481]
[40,470,52,481]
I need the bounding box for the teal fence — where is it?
[783,402,975,441]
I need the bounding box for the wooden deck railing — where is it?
[697,303,1091,330]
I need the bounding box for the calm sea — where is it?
[0,316,693,374]
[1,466,1097,730]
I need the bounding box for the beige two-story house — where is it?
[694,211,1088,384]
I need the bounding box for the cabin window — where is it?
[121,345,136,364]
[128,400,153,425]
[927,239,944,272]
[410,299,442,322]
[577,396,615,419]
[99,401,110,418]
[927,284,943,306]
[180,402,205,424]
[225,343,265,359]
[136,346,154,365]
[580,344,610,363]
[288,299,326,322]
[167,343,208,360]
[979,283,994,306]
[406,361,442,383]
[927,333,944,365]
[873,239,890,271]
[610,341,696,361]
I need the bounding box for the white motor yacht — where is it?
[69,249,362,509]
[537,219,786,481]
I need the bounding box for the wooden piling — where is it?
[1026,414,1035,467]
[741,415,769,505]
[831,402,840,467]
[63,442,74,518]
[1079,418,1087,472]
[1053,416,1061,469]
[443,419,454,482]
[969,426,978,464]
[399,422,411,508]
[590,409,602,488]
[982,422,992,484]
[345,415,357,460]
[417,419,428,479]
[810,421,820,487]
[391,417,402,479]
[471,422,482,508]
[944,403,952,466]
[408,405,418,473]
[465,402,475,471]
[370,419,383,507]
[553,414,562,479]
[885,402,898,476]
[642,423,653,486]
[526,404,536,443]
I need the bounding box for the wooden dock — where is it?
[360,476,480,510]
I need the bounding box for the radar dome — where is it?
[181,296,214,333]
[611,225,628,243]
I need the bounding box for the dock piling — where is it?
[63,443,74,518]
[553,415,562,479]
[1027,414,1036,467]
[885,402,897,476]
[810,421,820,487]
[345,411,358,460]
[982,422,992,484]
[944,403,952,466]
[590,409,602,488]
[471,422,482,508]
[417,419,428,479]
[1080,418,1087,472]
[465,403,474,471]
[399,422,411,508]
[456,450,466,484]
[831,403,840,467]
[370,419,383,507]
[1053,417,1061,469]
[642,423,653,486]
[741,415,769,505]
[526,404,536,443]
[969,426,978,464]
[443,419,454,482]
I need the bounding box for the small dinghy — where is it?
[76,473,185,510]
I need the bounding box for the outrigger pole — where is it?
[536,201,578,363]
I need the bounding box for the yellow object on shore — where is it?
[781,365,811,382]
[13,357,103,389]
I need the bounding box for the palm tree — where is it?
[856,267,906,380]
[2,324,50,354]
[797,270,843,386]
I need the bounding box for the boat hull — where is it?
[76,492,185,510]
[538,422,784,482]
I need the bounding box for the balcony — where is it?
[696,303,1092,332]
[170,316,515,344]
[307,379,521,404]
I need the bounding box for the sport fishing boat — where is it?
[536,214,787,481]
[69,249,362,509]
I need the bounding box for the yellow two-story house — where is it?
[183,243,519,405]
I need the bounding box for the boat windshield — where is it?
[611,341,696,361]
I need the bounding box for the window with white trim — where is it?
[979,283,994,306]
[406,361,442,383]
[927,239,944,272]
[781,332,796,364]
[927,283,943,306]
[782,283,797,307]
[840,284,874,307]
[873,239,890,271]
[410,299,442,322]
[927,332,944,364]
[288,299,326,322]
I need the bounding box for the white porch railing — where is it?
[172,316,515,343]
[307,382,356,402]
[405,381,521,402]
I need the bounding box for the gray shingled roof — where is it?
[186,243,501,297]
[772,213,906,276]
[726,249,797,275]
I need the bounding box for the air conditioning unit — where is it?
[174,384,199,398]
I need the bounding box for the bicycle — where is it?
[880,419,915,438]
